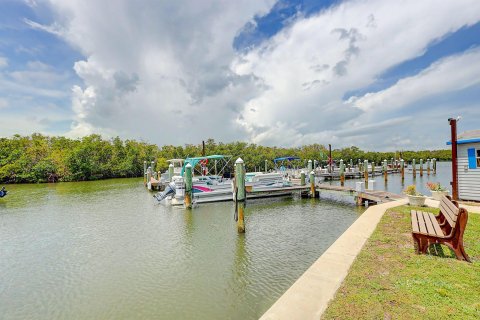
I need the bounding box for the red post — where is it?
[449,118,459,200]
[329,144,332,174]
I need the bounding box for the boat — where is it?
[155,155,234,205]
[0,186,7,198]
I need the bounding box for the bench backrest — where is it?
[439,195,460,228]
[439,195,468,239]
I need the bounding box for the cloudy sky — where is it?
[1,0,479,150]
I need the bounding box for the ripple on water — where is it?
[0,179,361,319]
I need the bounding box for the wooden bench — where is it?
[411,195,470,262]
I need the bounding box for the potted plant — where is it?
[404,185,426,206]
[426,182,450,200]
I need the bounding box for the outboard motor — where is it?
[154,181,176,202]
[0,186,7,198]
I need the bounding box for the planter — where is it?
[407,194,427,206]
[430,190,449,201]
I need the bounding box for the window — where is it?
[468,148,477,169]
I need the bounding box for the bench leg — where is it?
[412,234,420,254]
[444,241,472,262]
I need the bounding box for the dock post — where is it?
[433,158,437,174]
[215,159,218,175]
[308,160,313,173]
[358,159,361,172]
[235,158,246,233]
[427,159,430,175]
[391,158,394,170]
[265,159,268,173]
[143,161,147,185]
[420,159,424,177]
[151,161,155,173]
[350,159,353,171]
[314,160,318,170]
[184,163,193,209]
[300,171,306,186]
[364,160,369,188]
[339,160,345,187]
[400,159,405,181]
[168,163,174,181]
[310,171,316,198]
[412,159,416,177]
[371,161,375,176]
[383,160,388,182]
[147,166,152,183]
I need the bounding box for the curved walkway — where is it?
[260,199,408,320]
[260,196,479,320]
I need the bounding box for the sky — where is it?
[0,0,479,151]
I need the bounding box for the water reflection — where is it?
[0,178,360,319]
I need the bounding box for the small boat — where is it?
[0,186,7,198]
[155,155,234,205]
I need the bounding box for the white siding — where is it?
[457,143,480,201]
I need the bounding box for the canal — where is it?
[0,179,362,319]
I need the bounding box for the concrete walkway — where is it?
[260,198,408,320]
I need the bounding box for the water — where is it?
[330,161,452,195]
[0,179,362,320]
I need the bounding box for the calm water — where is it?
[330,161,452,195]
[0,179,362,320]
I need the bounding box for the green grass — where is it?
[322,206,480,319]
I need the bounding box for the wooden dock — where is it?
[245,183,405,206]
[315,183,405,205]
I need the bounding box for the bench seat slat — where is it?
[423,212,437,235]
[427,212,443,236]
[418,212,428,234]
[411,210,420,233]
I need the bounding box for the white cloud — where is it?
[0,98,8,109]
[348,49,480,112]
[233,0,480,147]
[0,56,7,69]
[36,0,275,142]
[23,0,480,149]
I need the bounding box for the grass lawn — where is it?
[322,205,480,319]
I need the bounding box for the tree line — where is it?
[0,134,451,183]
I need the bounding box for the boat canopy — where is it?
[181,155,231,175]
[273,156,300,163]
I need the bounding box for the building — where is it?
[448,130,480,202]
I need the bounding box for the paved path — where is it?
[260,198,408,320]
[260,197,477,320]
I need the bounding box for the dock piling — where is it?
[383,160,388,182]
[427,159,430,175]
[433,158,437,174]
[420,159,424,177]
[143,161,147,185]
[184,163,193,209]
[235,158,246,233]
[364,160,368,188]
[339,160,345,187]
[265,159,268,173]
[310,171,316,198]
[300,171,306,186]
[412,159,416,177]
[308,160,313,174]
[400,159,405,181]
[168,163,174,181]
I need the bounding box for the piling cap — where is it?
[308,159,312,163]
[300,170,305,174]
[185,163,192,168]
[169,163,174,167]
[235,158,244,164]
[310,171,315,175]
